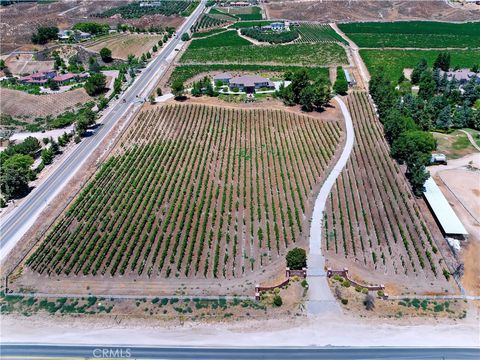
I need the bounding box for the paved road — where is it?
[0,0,206,261]
[307,96,355,316]
[1,344,479,359]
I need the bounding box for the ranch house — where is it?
[213,72,233,85]
[261,22,285,31]
[228,75,274,93]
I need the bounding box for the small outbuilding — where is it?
[213,72,233,84]
[423,177,468,239]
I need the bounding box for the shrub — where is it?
[341,279,351,288]
[286,247,306,270]
[341,299,348,305]
[301,279,308,288]
[363,294,375,310]
[100,47,113,63]
[377,290,384,298]
[273,294,283,307]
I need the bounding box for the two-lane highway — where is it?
[0,0,206,261]
[1,344,479,359]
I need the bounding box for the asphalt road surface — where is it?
[0,0,206,260]
[1,344,479,359]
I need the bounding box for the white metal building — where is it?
[423,177,468,237]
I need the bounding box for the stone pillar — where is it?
[285,267,290,278]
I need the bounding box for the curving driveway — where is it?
[306,95,355,316]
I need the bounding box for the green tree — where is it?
[99,47,113,63]
[407,153,431,196]
[152,45,158,52]
[156,87,162,96]
[299,86,315,112]
[41,148,54,165]
[0,59,5,70]
[418,70,436,101]
[312,78,331,110]
[411,58,428,85]
[171,79,185,99]
[31,26,59,44]
[383,111,417,143]
[433,52,451,71]
[46,78,59,91]
[84,73,106,96]
[181,33,190,41]
[286,247,307,270]
[273,295,283,307]
[0,154,35,200]
[436,105,452,130]
[391,130,436,165]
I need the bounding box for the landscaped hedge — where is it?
[240,28,299,44]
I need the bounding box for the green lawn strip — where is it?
[181,42,348,66]
[432,130,476,159]
[192,28,228,38]
[360,49,480,82]
[234,6,262,21]
[208,8,239,21]
[229,20,274,29]
[188,30,251,48]
[339,21,480,48]
[170,64,329,85]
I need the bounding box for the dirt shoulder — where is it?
[1,304,478,347]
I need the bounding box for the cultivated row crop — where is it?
[323,91,445,280]
[27,104,343,279]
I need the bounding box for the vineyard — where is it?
[293,24,347,44]
[338,21,480,49]
[97,1,193,19]
[323,92,448,287]
[360,49,480,82]
[26,104,344,280]
[191,14,229,33]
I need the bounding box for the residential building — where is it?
[19,70,57,85]
[440,69,480,84]
[261,22,285,31]
[229,74,274,93]
[213,72,233,84]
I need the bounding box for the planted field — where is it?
[294,24,347,44]
[27,104,343,279]
[0,88,91,120]
[360,49,480,82]
[229,20,273,29]
[181,34,348,66]
[188,30,251,49]
[169,64,329,85]
[339,21,480,49]
[191,14,229,33]
[227,6,263,20]
[323,92,446,284]
[97,1,192,18]
[192,28,228,39]
[87,34,163,60]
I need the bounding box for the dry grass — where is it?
[87,34,164,60]
[264,0,480,22]
[0,88,91,120]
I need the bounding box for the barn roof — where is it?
[423,177,468,235]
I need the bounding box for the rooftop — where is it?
[229,74,273,87]
[423,177,468,235]
[213,72,233,80]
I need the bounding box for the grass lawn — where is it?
[360,49,480,82]
[229,20,276,29]
[191,28,227,38]
[433,130,476,159]
[339,21,480,48]
[181,42,348,66]
[189,30,251,48]
[169,64,329,85]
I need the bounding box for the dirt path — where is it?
[459,129,480,152]
[307,95,354,317]
[330,23,370,89]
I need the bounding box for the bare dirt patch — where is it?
[3,54,54,76]
[265,0,480,22]
[0,0,183,55]
[87,34,164,60]
[0,88,92,120]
